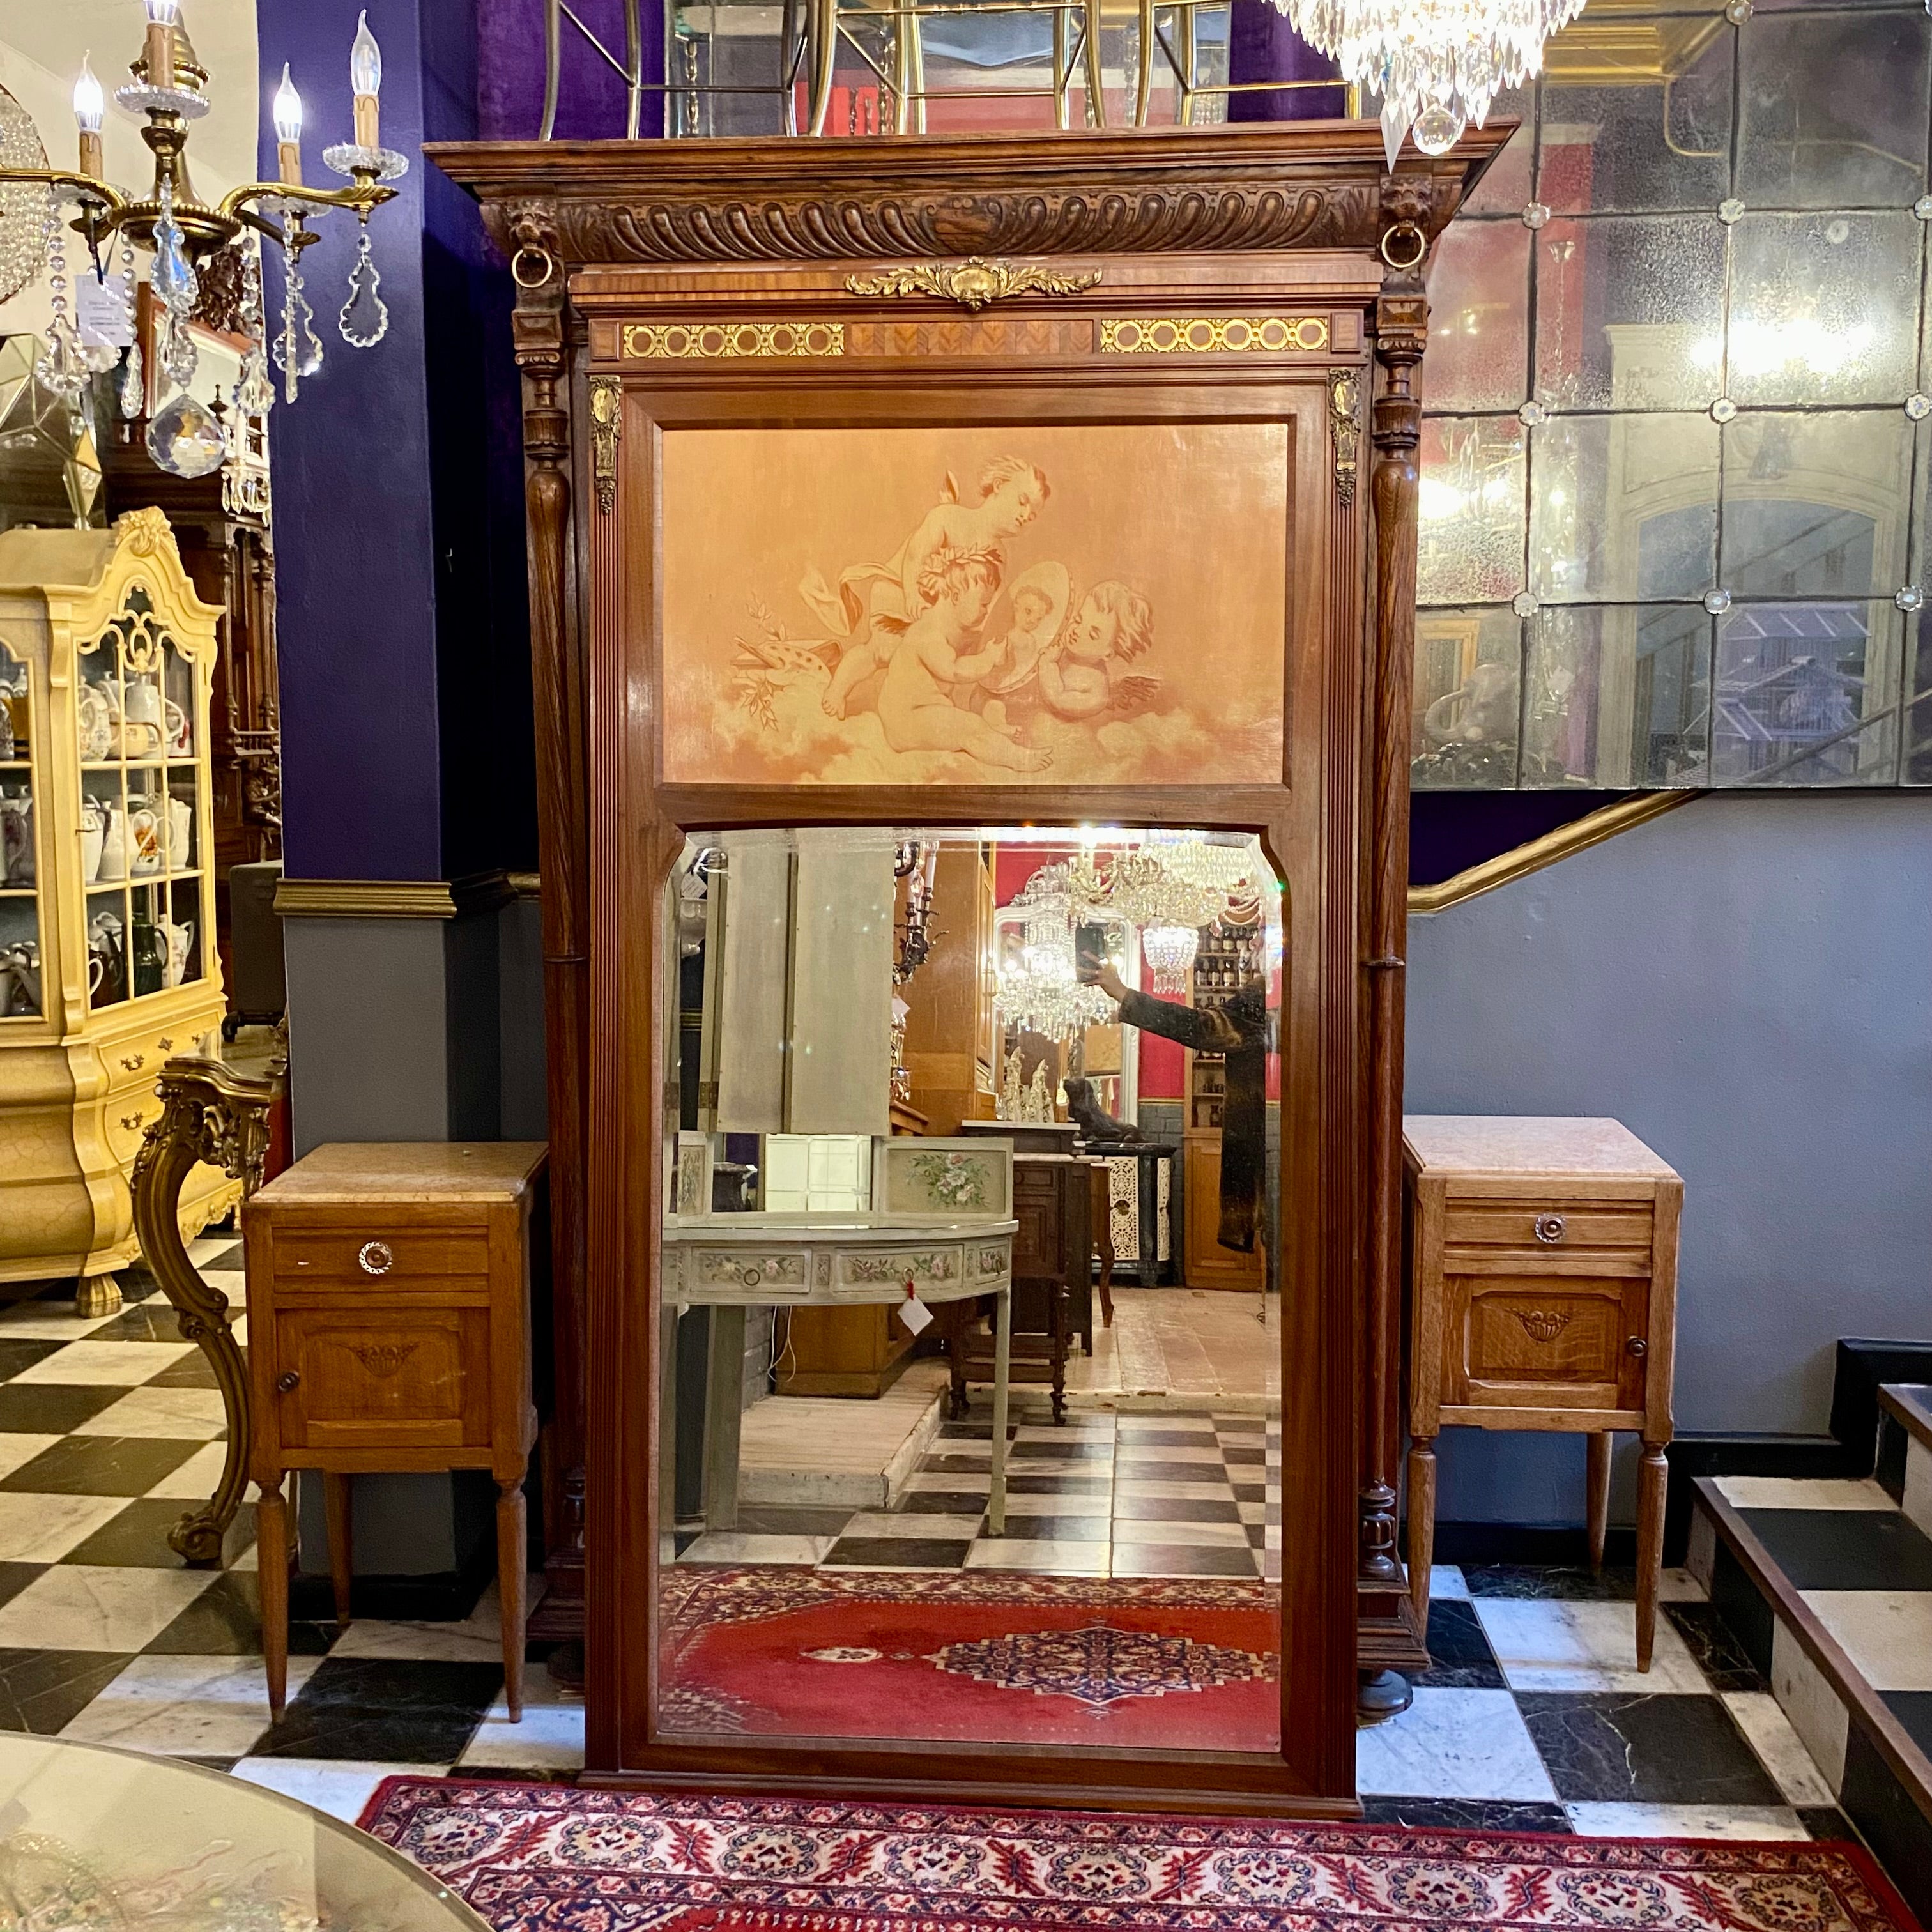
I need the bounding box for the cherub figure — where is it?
[1038,580,1162,722]
[984,562,1071,700]
[803,457,1051,719]
[877,553,1051,773]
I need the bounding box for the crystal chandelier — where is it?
[1277,0,1585,167]
[1070,833,1266,935]
[997,862,1119,1041]
[1140,925,1199,997]
[0,3,407,480]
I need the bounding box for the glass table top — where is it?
[0,1734,487,1932]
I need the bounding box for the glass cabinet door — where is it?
[0,650,36,1018]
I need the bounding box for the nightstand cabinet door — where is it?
[1445,1272,1650,1414]
[270,1303,494,1452]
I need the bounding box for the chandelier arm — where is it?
[217,180,399,226]
[0,166,132,213]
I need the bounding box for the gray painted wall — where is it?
[1406,791,1932,1524]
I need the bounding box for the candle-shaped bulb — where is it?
[73,55,105,134]
[273,63,303,142]
[350,12,382,97]
[146,0,181,22]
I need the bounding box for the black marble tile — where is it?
[980,1516,1107,1541]
[1737,1508,1932,1592]
[1711,1538,1775,1675]
[1797,1806,1862,1843]
[672,1529,700,1556]
[0,1434,203,1496]
[1517,1692,1784,1805]
[1664,1600,1768,1692]
[1006,1475,1110,1497]
[1212,1416,1265,1434]
[1108,1460,1232,1485]
[1109,1544,1259,1578]
[0,1340,67,1384]
[736,1505,855,1537]
[197,1243,243,1271]
[1112,1494,1240,1524]
[1880,1690,1932,1759]
[1413,1599,1505,1689]
[0,1648,134,1733]
[894,1491,990,1515]
[1115,1429,1218,1448]
[820,1538,972,1569]
[1245,1524,1268,1549]
[1841,1719,1932,1930]
[0,1384,125,1435]
[923,1454,995,1475]
[255,1657,502,1762]
[143,1572,335,1656]
[84,1304,191,1344]
[1230,1483,1267,1503]
[1222,1446,1266,1466]
[148,1350,222,1390]
[1013,1439,1110,1460]
[0,1565,43,1613]
[61,1497,254,1568]
[1463,1564,1636,1601]
[1360,1797,1572,1833]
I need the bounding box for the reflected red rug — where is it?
[658,1567,1279,1749]
[358,1781,1922,1932]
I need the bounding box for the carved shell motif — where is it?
[1509,1307,1574,1344]
[351,1341,420,1378]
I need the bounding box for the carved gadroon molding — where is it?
[433,128,1499,267]
[846,257,1101,310]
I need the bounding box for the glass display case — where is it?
[0,508,236,1303]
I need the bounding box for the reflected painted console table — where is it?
[663,1213,1019,1534]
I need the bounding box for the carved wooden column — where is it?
[1356,205,1433,1715]
[503,201,592,1678]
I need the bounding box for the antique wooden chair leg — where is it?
[323,1471,355,1627]
[498,1475,528,1721]
[1634,1439,1668,1669]
[1407,1434,1436,1631]
[258,1477,291,1719]
[1586,1430,1612,1573]
[1050,1282,1068,1425]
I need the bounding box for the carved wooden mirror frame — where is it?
[434,125,1504,1811]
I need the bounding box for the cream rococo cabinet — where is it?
[0,508,236,1303]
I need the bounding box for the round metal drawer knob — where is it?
[1533,1214,1567,1245]
[1627,1336,1648,1357]
[358,1240,394,1276]
[276,1370,300,1393]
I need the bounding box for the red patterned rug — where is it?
[358,1781,1922,1932]
[657,1566,1279,1749]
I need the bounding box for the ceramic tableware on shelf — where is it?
[162,795,192,869]
[130,916,165,997]
[1,939,38,1016]
[80,797,105,884]
[88,911,125,1006]
[0,789,31,887]
[126,802,162,877]
[76,683,113,762]
[158,916,195,989]
[95,804,129,884]
[0,694,12,762]
[164,697,190,756]
[3,670,28,760]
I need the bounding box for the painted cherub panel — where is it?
[659,423,1290,786]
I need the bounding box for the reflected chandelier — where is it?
[1277,0,1585,166]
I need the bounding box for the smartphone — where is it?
[1075,924,1108,975]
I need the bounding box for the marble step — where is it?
[1690,1471,1932,1927]
[1876,1383,1932,1538]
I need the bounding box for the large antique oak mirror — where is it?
[433,126,1503,1813]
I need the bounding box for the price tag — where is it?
[897,1282,934,1336]
[76,272,134,349]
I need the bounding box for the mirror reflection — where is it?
[657,825,1284,1752]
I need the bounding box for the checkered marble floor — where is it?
[677,1409,1280,1579]
[0,1264,1885,1871]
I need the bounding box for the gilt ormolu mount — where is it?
[430,121,1508,1808]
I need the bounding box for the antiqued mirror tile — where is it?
[1425,220,1532,412]
[1419,417,1528,605]
[1411,606,1526,790]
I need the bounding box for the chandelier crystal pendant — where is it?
[1276,0,1585,166]
[1140,925,1199,997]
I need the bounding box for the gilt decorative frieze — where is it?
[587,376,622,514]
[1099,316,1328,355]
[1328,367,1362,508]
[620,320,845,360]
[845,257,1101,311]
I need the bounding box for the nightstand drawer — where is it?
[1444,1198,1653,1255]
[273,1227,489,1286]
[1445,1275,1649,1413]
[270,1307,491,1451]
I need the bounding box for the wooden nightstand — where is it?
[243,1142,547,1718]
[1404,1116,1681,1668]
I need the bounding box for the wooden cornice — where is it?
[427,123,1513,267]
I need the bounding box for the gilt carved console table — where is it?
[431,125,1506,1812]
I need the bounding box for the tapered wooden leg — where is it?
[1634,1440,1668,1671]
[1407,1436,1437,1630]
[257,1478,290,1719]
[987,1286,1011,1535]
[1586,1431,1612,1574]
[322,1472,353,1627]
[1050,1283,1068,1425]
[497,1476,528,1721]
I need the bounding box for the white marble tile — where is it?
[1903,1439,1932,1544]
[1658,1568,1709,1602]
[1004,1498,1110,1522]
[59,1653,319,1756]
[1236,1500,1268,1525]
[1429,1565,1471,1601]
[0,1492,128,1562]
[1714,1476,1899,1512]
[1687,1509,1717,1593]
[903,1470,992,1495]
[1114,1478,1234,1499]
[1114,1445,1226,1465]
[1799,1590,1932,1691]
[1722,1690,1837,1805]
[0,1434,61,1482]
[1106,1519,1250,1547]
[327,1580,521,1664]
[964,1539,1111,1575]
[679,1532,834,1566]
[0,1563,217,1651]
[1356,1687,1558,1801]
[838,1512,983,1538]
[144,1442,249,1500]
[1472,1598,1708,1693]
[1564,1803,1806,1841]
[1771,1618,1848,1791]
[458,1666,585,1772]
[72,1386,229,1441]
[229,1758,447,1826]
[0,1305,119,1341]
[10,1340,195,1386]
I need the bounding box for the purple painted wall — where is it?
[479,0,667,140]
[258,0,535,880]
[1226,2,1344,121]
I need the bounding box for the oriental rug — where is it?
[657,1566,1280,1750]
[358,1781,1923,1932]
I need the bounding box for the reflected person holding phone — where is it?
[1076,945,1271,1319]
